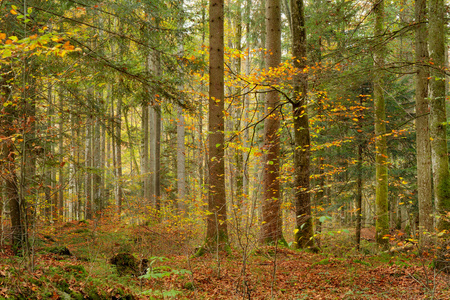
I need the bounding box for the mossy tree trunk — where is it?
[415,0,433,246]
[429,0,450,232]
[291,0,313,249]
[373,0,389,250]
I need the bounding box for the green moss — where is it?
[437,175,450,231]
[353,259,372,267]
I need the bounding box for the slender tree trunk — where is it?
[58,89,64,220]
[85,117,92,220]
[373,0,389,249]
[242,0,251,209]
[206,0,228,249]
[415,0,433,245]
[92,115,101,217]
[355,93,365,250]
[115,93,123,215]
[45,83,53,222]
[177,104,186,211]
[141,98,150,203]
[154,93,161,211]
[429,0,450,231]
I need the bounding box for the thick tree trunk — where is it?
[261,0,284,245]
[291,0,313,249]
[415,0,433,245]
[206,0,228,249]
[429,0,450,231]
[373,0,389,250]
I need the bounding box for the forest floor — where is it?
[0,218,449,299]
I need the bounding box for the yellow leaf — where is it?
[10,9,18,15]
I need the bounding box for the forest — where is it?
[1,0,450,299]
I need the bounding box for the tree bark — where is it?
[261,0,284,245]
[177,104,186,211]
[206,0,228,249]
[373,0,389,250]
[429,0,450,231]
[291,0,313,249]
[415,0,433,245]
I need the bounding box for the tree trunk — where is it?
[1,72,24,250]
[206,0,228,249]
[58,90,64,220]
[429,0,450,231]
[85,117,92,220]
[373,0,389,250]
[115,93,123,215]
[356,92,366,250]
[291,0,313,249]
[92,115,101,217]
[141,98,150,203]
[177,104,186,211]
[415,0,432,246]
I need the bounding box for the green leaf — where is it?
[2,49,12,58]
[215,143,221,148]
[268,160,274,165]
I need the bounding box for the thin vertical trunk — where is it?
[100,113,106,211]
[177,105,186,211]
[373,0,389,249]
[58,91,64,219]
[45,83,53,222]
[242,0,251,208]
[92,116,101,217]
[115,94,123,214]
[154,98,161,211]
[141,98,150,202]
[355,93,365,250]
[85,117,92,220]
[429,0,450,231]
